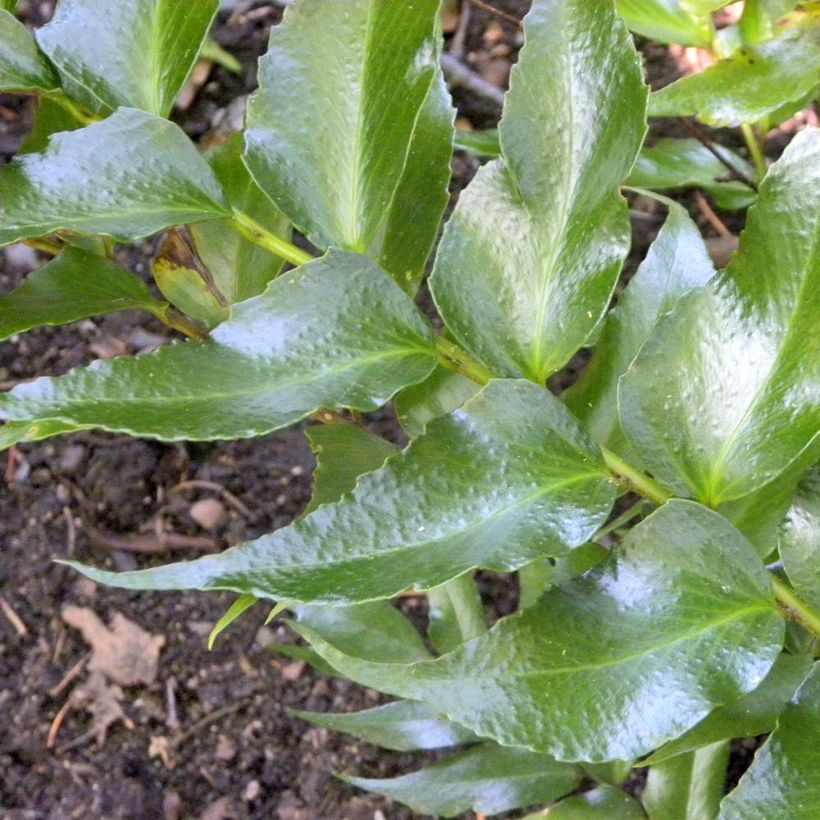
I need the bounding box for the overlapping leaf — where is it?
[642,653,813,764]
[430,0,647,383]
[190,134,291,305]
[35,0,218,116]
[0,250,436,445]
[0,9,59,92]
[304,424,396,515]
[244,0,451,290]
[620,128,820,506]
[779,465,820,610]
[643,741,730,820]
[650,14,820,125]
[343,744,583,818]
[720,663,820,818]
[626,139,758,210]
[564,201,716,454]
[546,785,645,818]
[616,0,713,47]
[297,501,784,762]
[291,700,477,753]
[0,247,167,341]
[62,380,618,604]
[0,109,230,248]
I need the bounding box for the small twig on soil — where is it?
[678,118,759,191]
[48,654,90,699]
[441,53,506,107]
[466,0,522,27]
[170,700,249,750]
[47,699,74,749]
[168,479,253,519]
[450,0,472,58]
[165,677,180,732]
[62,506,77,556]
[694,191,733,238]
[0,594,28,637]
[4,446,23,484]
[87,526,218,555]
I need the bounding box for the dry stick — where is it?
[441,53,505,107]
[466,0,522,27]
[87,526,217,555]
[450,0,472,58]
[0,595,28,637]
[694,191,733,238]
[169,700,249,750]
[168,479,253,519]
[48,654,90,700]
[678,118,759,192]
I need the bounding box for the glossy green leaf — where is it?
[620,128,820,506]
[430,0,647,383]
[62,379,618,604]
[0,247,167,341]
[616,0,713,47]
[378,71,454,293]
[720,441,820,557]
[298,501,784,762]
[291,700,477,752]
[291,601,431,665]
[18,96,82,155]
[191,134,290,305]
[517,542,610,610]
[0,249,436,445]
[650,15,820,126]
[546,785,646,819]
[427,574,486,655]
[643,653,813,765]
[780,466,820,611]
[681,0,734,12]
[0,9,59,92]
[0,1,20,12]
[720,663,820,819]
[207,593,257,650]
[453,127,500,157]
[304,424,396,515]
[643,741,730,820]
[244,0,450,290]
[35,0,218,116]
[565,202,715,455]
[0,418,87,450]
[395,364,480,438]
[0,108,230,248]
[343,744,583,818]
[626,139,758,210]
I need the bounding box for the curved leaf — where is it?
[0,108,230,248]
[626,139,758,210]
[564,201,716,454]
[191,134,290,305]
[0,247,166,341]
[395,364,480,438]
[616,0,713,47]
[244,0,450,289]
[720,663,820,819]
[650,15,820,126]
[298,501,784,762]
[546,785,645,819]
[430,0,647,383]
[18,96,82,155]
[291,700,477,752]
[620,127,820,506]
[304,423,396,515]
[0,249,436,444]
[779,465,820,611]
[62,380,618,604]
[343,744,583,818]
[35,0,218,116]
[643,741,730,820]
[642,653,814,765]
[0,9,59,92]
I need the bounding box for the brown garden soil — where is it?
[0,1,796,818]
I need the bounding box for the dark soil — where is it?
[0,1,783,817]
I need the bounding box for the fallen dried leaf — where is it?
[71,671,134,745]
[62,606,165,686]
